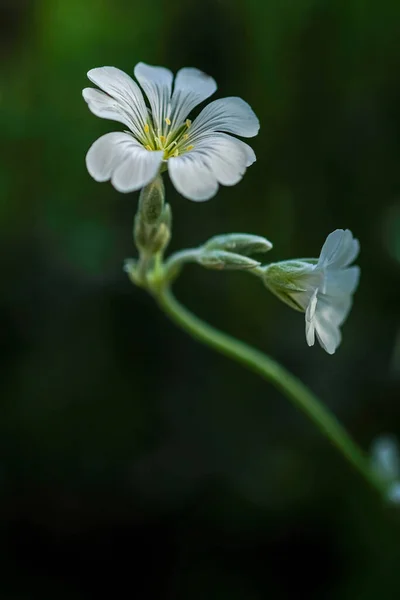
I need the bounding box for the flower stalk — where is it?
[82,59,391,502]
[155,286,386,497]
[124,189,388,501]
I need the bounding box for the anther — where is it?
[186,119,191,128]
[186,145,194,151]
[165,117,171,125]
[144,123,150,133]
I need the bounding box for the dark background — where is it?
[1,0,400,597]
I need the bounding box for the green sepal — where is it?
[198,250,261,270]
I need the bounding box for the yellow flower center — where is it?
[142,118,194,159]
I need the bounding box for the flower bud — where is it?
[198,250,261,270]
[138,175,165,225]
[134,183,172,256]
[161,203,172,230]
[133,214,149,252]
[149,222,171,254]
[205,233,273,255]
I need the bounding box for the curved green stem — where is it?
[164,248,201,272]
[155,286,385,496]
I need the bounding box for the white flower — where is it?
[370,435,400,482]
[83,63,259,201]
[263,229,360,354]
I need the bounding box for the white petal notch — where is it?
[83,62,259,200]
[263,229,360,355]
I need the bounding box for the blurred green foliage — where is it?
[1,0,400,597]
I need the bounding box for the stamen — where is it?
[145,144,152,151]
[159,135,166,145]
[186,119,192,128]
[183,134,189,141]
[186,145,194,151]
[144,123,150,133]
[165,117,171,126]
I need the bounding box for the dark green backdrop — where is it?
[1,0,400,597]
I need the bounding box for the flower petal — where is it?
[305,289,318,346]
[170,67,217,128]
[189,97,260,139]
[169,132,251,200]
[87,67,147,114]
[306,288,318,320]
[217,133,256,167]
[325,265,360,296]
[305,318,316,346]
[231,139,256,167]
[318,229,343,264]
[314,312,342,354]
[134,62,173,133]
[85,67,149,139]
[83,88,137,133]
[193,133,250,186]
[318,293,352,327]
[168,154,218,201]
[86,132,131,181]
[85,131,163,192]
[112,148,164,193]
[319,229,360,269]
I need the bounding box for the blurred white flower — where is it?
[83,63,259,201]
[370,435,400,505]
[387,482,400,504]
[263,229,360,354]
[370,434,400,482]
